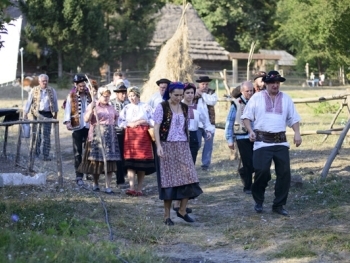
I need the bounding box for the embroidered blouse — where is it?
[118,102,154,128]
[85,102,118,141]
[153,102,187,142]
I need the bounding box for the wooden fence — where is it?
[216,90,350,178]
[0,118,63,186]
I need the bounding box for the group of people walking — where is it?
[24,69,301,224]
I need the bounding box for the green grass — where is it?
[1,85,350,262]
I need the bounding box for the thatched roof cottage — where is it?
[149,4,231,70]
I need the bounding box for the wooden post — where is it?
[232,59,238,84]
[3,126,8,158]
[322,97,348,143]
[15,123,22,165]
[321,120,350,178]
[28,123,38,172]
[54,122,63,186]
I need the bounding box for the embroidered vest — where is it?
[232,96,248,135]
[69,89,92,128]
[31,86,55,117]
[159,101,188,141]
[193,94,215,125]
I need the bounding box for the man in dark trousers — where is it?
[111,82,129,187]
[242,71,302,216]
[63,74,91,186]
[225,81,254,194]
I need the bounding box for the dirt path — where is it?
[2,84,350,262]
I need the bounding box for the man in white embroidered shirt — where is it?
[241,71,302,216]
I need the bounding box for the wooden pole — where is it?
[322,97,347,143]
[85,75,108,179]
[2,126,8,158]
[247,41,256,81]
[54,122,63,186]
[321,120,350,178]
[15,123,22,165]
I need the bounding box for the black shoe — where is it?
[201,166,209,171]
[272,206,289,216]
[254,203,263,213]
[164,218,174,226]
[172,205,192,214]
[43,157,51,161]
[176,211,194,223]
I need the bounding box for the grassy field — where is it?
[1,84,350,262]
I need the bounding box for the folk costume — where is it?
[154,101,203,201]
[194,76,218,170]
[78,102,120,175]
[241,71,301,215]
[118,101,155,174]
[110,83,129,185]
[225,95,254,193]
[184,100,214,164]
[63,75,92,182]
[24,83,58,160]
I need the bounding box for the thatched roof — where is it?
[149,4,230,61]
[259,49,297,66]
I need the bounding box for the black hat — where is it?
[195,76,212,83]
[73,74,87,83]
[156,78,171,86]
[253,71,267,81]
[113,82,127,92]
[262,71,286,83]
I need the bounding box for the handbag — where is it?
[148,127,155,141]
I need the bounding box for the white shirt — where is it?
[148,92,163,111]
[196,92,217,130]
[118,102,154,127]
[241,90,300,150]
[184,101,215,133]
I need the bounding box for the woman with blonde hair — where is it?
[118,86,155,196]
[78,88,121,194]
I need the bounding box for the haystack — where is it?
[140,4,195,102]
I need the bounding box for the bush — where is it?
[310,102,339,115]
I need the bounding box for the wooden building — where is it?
[149,4,231,71]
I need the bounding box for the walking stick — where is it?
[85,75,108,179]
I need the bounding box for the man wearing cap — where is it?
[253,71,267,92]
[194,76,217,170]
[63,74,92,186]
[242,70,302,216]
[111,82,129,187]
[148,78,171,110]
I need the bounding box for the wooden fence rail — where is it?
[216,90,350,179]
[0,119,63,186]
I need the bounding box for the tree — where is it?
[100,0,165,71]
[0,0,13,49]
[19,0,107,77]
[274,0,350,75]
[164,0,277,52]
